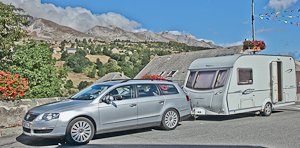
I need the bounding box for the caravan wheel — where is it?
[262,102,272,116]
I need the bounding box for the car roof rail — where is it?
[130,79,173,82]
[215,53,241,57]
[102,79,173,83]
[103,79,131,82]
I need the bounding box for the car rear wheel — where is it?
[160,109,179,130]
[66,117,95,145]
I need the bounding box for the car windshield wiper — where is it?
[70,97,92,100]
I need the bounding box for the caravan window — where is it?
[186,70,229,90]
[237,68,253,85]
[215,70,228,88]
[194,71,216,89]
[186,71,197,88]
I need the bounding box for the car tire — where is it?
[66,117,95,145]
[261,102,272,116]
[160,109,179,130]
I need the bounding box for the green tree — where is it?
[77,81,93,90]
[8,41,67,98]
[83,38,87,45]
[60,50,68,61]
[64,79,74,89]
[0,2,31,70]
[75,48,87,57]
[60,41,65,49]
[96,58,103,69]
[97,67,106,77]
[130,52,139,63]
[87,67,96,78]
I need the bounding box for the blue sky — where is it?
[2,0,300,60]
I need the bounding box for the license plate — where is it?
[23,121,31,128]
[193,108,205,115]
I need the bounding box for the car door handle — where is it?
[158,101,164,104]
[129,104,136,107]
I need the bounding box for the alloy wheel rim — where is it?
[265,104,271,114]
[164,111,178,128]
[71,121,92,143]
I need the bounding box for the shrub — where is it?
[0,71,29,100]
[140,74,167,80]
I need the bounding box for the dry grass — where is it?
[86,55,110,63]
[55,61,65,68]
[53,54,108,87]
[52,54,110,64]
[66,73,98,87]
[52,54,61,60]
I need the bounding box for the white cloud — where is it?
[256,27,273,34]
[169,31,184,35]
[279,51,300,60]
[197,39,215,44]
[0,0,147,32]
[264,0,298,11]
[218,41,243,47]
[247,27,284,35]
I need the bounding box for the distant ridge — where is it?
[27,18,106,41]
[27,18,219,48]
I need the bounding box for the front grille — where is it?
[34,129,53,134]
[24,113,39,121]
[23,127,30,133]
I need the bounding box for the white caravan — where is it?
[183,54,297,116]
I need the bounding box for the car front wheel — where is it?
[66,117,95,145]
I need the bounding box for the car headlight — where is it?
[40,113,60,121]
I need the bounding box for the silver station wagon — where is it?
[22,79,191,144]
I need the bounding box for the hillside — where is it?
[53,54,110,87]
[27,18,106,41]
[27,18,218,48]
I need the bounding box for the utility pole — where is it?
[252,0,255,41]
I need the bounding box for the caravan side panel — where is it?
[227,56,296,114]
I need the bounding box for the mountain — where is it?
[87,26,146,42]
[88,26,218,48]
[27,18,106,41]
[27,18,218,48]
[158,31,217,48]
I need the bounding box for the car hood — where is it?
[28,99,93,114]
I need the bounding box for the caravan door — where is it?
[270,61,282,103]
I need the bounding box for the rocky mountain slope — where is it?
[87,26,218,48]
[27,19,106,42]
[27,18,218,48]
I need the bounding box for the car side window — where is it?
[137,84,160,97]
[158,84,179,95]
[108,85,134,100]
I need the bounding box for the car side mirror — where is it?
[104,95,114,104]
[114,95,123,100]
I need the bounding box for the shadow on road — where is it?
[93,127,153,140]
[15,133,266,148]
[185,110,283,121]
[56,144,266,148]
[16,134,65,146]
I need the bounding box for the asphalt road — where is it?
[1,103,300,148]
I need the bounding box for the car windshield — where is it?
[71,85,111,100]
